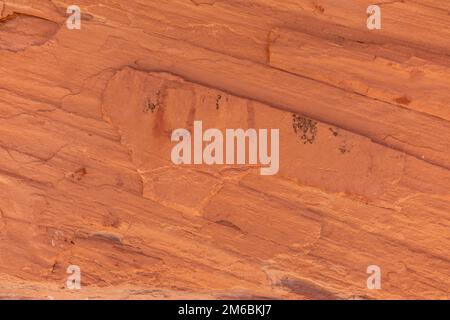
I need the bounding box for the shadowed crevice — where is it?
[279,278,341,300]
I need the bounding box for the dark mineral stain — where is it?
[339,147,349,154]
[68,167,87,181]
[339,141,352,154]
[216,94,222,110]
[314,3,325,13]
[329,127,339,137]
[144,90,161,113]
[394,95,411,105]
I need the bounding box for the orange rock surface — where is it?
[0,0,449,299]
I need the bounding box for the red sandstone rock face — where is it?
[0,0,449,299]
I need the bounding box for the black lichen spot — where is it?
[144,90,161,113]
[292,114,318,144]
[216,94,222,110]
